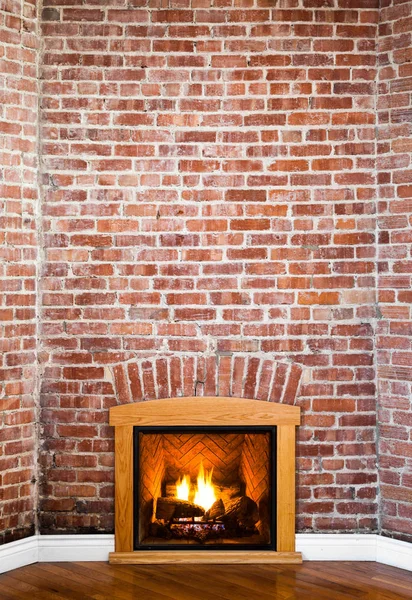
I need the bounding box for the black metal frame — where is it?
[133,426,277,552]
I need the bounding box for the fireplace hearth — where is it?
[135,427,275,550]
[109,396,301,564]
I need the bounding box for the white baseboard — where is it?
[38,534,114,562]
[1,534,411,575]
[296,533,377,561]
[0,536,38,574]
[377,535,412,572]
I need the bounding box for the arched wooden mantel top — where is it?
[109,397,300,427]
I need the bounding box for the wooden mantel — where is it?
[109,396,301,564]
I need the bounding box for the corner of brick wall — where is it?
[377,0,412,544]
[0,0,40,545]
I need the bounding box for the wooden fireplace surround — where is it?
[109,396,301,564]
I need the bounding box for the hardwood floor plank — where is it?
[0,561,411,600]
[305,562,412,600]
[182,565,287,600]
[36,563,128,600]
[0,575,37,600]
[250,564,364,600]
[131,564,270,600]
[86,562,229,600]
[194,565,294,600]
[62,562,175,600]
[9,564,95,600]
[5,566,80,600]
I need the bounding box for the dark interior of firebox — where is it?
[134,428,274,549]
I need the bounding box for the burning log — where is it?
[156,497,205,521]
[218,485,241,506]
[203,498,225,521]
[149,520,172,539]
[221,496,259,528]
[165,482,241,504]
[165,483,178,498]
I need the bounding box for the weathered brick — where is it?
[3,0,408,546]
[377,0,412,543]
[0,0,39,546]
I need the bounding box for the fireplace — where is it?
[135,427,274,550]
[109,396,301,564]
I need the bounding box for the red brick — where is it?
[0,0,396,544]
[298,292,340,305]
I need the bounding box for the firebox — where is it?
[134,427,276,550]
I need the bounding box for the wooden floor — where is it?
[0,561,411,599]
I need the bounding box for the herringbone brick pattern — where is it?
[139,433,164,541]
[240,433,271,541]
[162,433,245,486]
[241,433,270,505]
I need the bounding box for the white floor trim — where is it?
[296,533,377,561]
[0,536,38,574]
[1,533,411,575]
[38,534,115,563]
[376,535,412,572]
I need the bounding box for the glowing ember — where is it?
[175,462,217,512]
[176,474,190,501]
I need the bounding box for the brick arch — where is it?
[112,354,302,406]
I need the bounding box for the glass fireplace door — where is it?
[134,426,276,550]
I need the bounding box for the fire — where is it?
[194,462,216,511]
[176,474,190,502]
[175,462,216,512]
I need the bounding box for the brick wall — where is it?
[377,0,412,544]
[0,0,39,544]
[39,0,380,536]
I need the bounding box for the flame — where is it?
[176,474,190,501]
[175,462,216,512]
[194,462,216,511]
